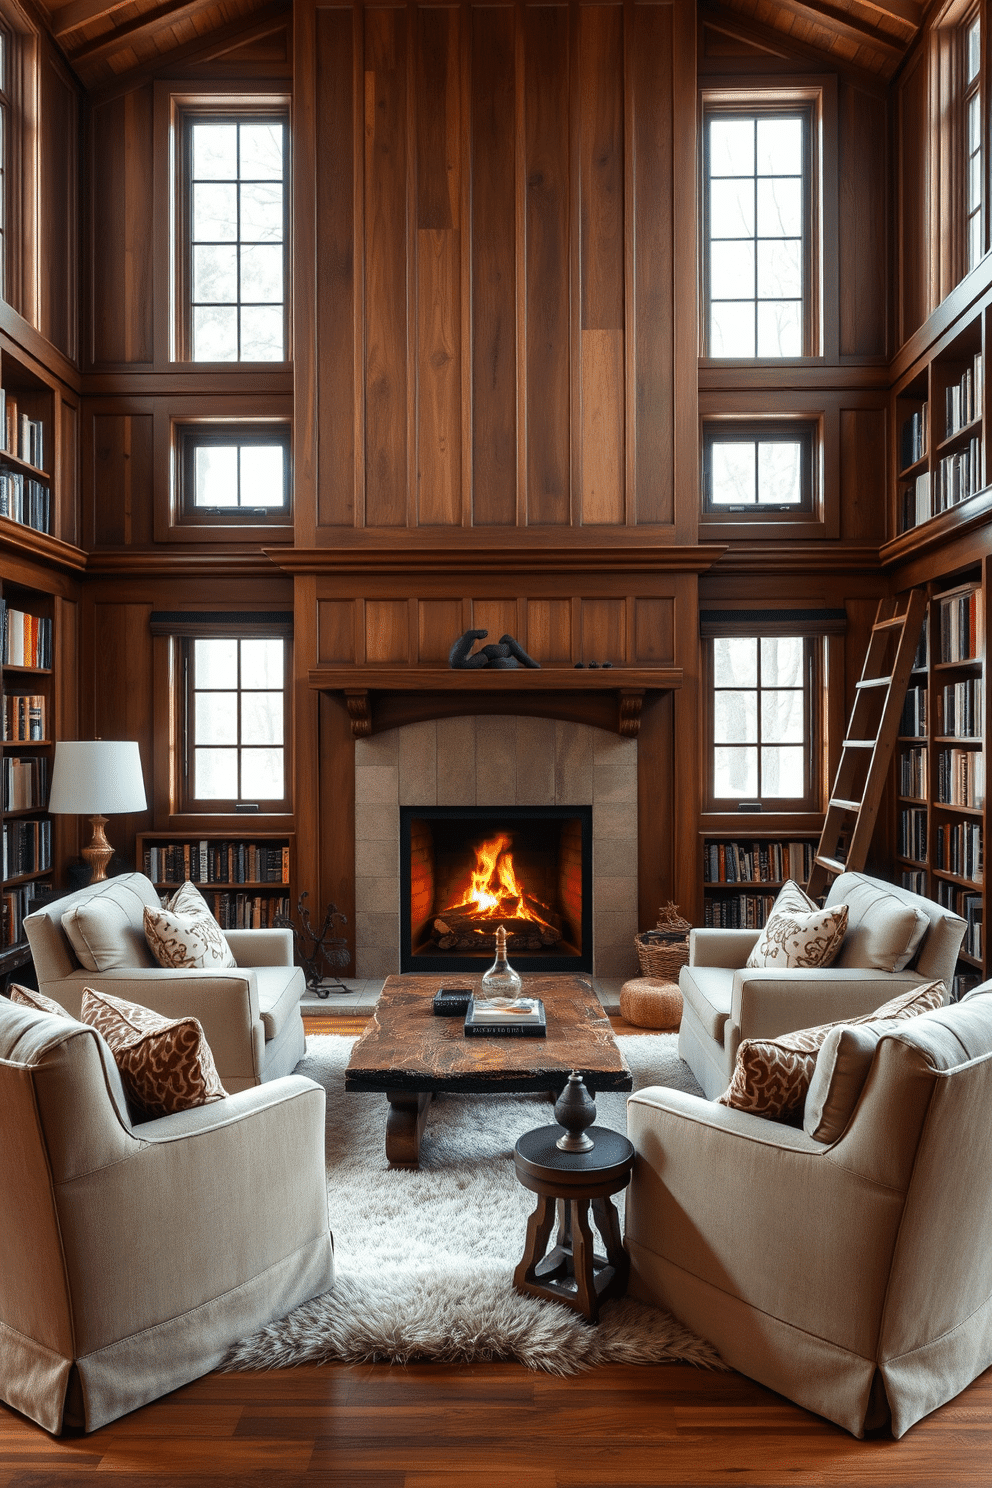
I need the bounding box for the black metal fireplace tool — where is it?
[273,893,352,997]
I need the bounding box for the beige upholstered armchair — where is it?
[0,996,334,1435]
[24,872,305,1092]
[626,986,992,1437]
[679,872,966,1098]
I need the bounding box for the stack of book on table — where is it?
[464,996,547,1038]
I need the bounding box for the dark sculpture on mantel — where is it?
[448,629,541,670]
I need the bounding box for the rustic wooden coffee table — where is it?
[345,974,633,1166]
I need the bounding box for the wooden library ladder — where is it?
[807,588,927,903]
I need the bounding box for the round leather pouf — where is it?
[619,977,683,1029]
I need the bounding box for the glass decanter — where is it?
[480,925,523,1002]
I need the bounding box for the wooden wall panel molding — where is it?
[268,542,728,573]
[88,86,155,369]
[298,0,694,544]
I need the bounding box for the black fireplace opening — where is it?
[400,805,593,974]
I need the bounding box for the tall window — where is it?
[177,425,291,523]
[702,422,815,514]
[182,636,289,811]
[966,13,983,272]
[708,635,815,809]
[183,115,288,362]
[704,107,814,358]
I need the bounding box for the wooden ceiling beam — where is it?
[761,0,908,58]
[65,0,229,65]
[50,0,132,39]
[847,0,922,29]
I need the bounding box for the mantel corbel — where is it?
[344,690,372,737]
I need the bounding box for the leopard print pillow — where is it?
[718,977,947,1121]
[9,984,70,1018]
[80,987,227,1121]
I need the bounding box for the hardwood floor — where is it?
[4,1020,988,1483]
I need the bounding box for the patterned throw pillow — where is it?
[9,984,70,1018]
[746,887,849,970]
[718,978,947,1121]
[79,987,227,1120]
[144,888,236,971]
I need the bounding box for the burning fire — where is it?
[449,834,553,929]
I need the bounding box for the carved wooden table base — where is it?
[384,1090,434,1166]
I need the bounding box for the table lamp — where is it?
[48,740,148,883]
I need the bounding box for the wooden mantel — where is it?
[309,666,682,739]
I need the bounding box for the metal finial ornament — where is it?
[554,1072,597,1152]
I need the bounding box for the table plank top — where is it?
[345,974,633,1094]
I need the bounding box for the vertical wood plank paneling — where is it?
[581,329,624,522]
[527,598,572,662]
[417,6,459,230]
[59,399,79,549]
[472,597,519,644]
[39,56,77,361]
[525,5,570,526]
[91,414,153,548]
[317,599,357,663]
[839,84,887,359]
[471,4,517,526]
[365,6,410,527]
[580,597,626,662]
[631,1,675,527]
[840,408,887,544]
[91,88,154,365]
[316,5,357,530]
[417,228,461,523]
[365,599,412,663]
[90,603,154,863]
[898,53,930,345]
[580,6,623,333]
[419,598,464,661]
[634,596,675,665]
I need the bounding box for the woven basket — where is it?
[635,901,692,979]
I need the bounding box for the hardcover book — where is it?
[464,996,547,1038]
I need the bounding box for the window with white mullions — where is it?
[184,636,289,810]
[705,110,811,358]
[709,636,814,809]
[187,117,287,362]
[965,13,983,272]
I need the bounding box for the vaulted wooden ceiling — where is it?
[41,0,917,96]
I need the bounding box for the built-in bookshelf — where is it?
[137,833,294,930]
[0,351,53,538]
[701,833,820,927]
[0,580,54,976]
[893,577,986,992]
[895,315,985,536]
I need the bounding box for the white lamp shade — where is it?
[48,741,148,816]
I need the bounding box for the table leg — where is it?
[513,1193,557,1292]
[385,1090,433,1166]
[591,1194,630,1302]
[570,1200,599,1321]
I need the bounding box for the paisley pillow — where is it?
[746,900,849,970]
[80,987,227,1121]
[144,894,236,970]
[718,978,947,1122]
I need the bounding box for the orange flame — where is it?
[449,834,552,928]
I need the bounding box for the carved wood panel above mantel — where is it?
[308,666,682,739]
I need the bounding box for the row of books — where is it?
[0,472,50,534]
[1,756,48,811]
[702,893,778,928]
[0,880,48,949]
[940,678,983,738]
[900,685,928,738]
[934,820,982,882]
[2,694,45,741]
[952,972,982,1000]
[702,839,814,885]
[899,404,928,471]
[0,604,52,668]
[200,893,291,930]
[938,585,984,663]
[898,746,927,799]
[944,353,984,437]
[901,471,931,532]
[898,806,928,862]
[936,748,986,808]
[936,882,983,960]
[2,391,45,471]
[143,841,290,885]
[933,437,982,514]
[901,869,926,894]
[1,816,51,880]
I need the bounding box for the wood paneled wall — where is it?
[295,0,697,544]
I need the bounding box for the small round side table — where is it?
[512,1125,635,1324]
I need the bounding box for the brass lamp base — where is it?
[82,814,114,883]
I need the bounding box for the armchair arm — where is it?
[731,968,929,1044]
[688,927,760,968]
[225,927,295,967]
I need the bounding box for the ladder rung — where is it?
[829,798,861,812]
[814,855,847,874]
[856,677,892,690]
[841,739,876,749]
[873,616,908,632]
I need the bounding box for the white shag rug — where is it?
[222,1033,724,1376]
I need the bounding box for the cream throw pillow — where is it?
[9,983,70,1018]
[746,886,848,970]
[718,979,947,1122]
[62,896,153,972]
[803,1020,902,1143]
[835,887,929,972]
[80,987,227,1120]
[144,883,236,971]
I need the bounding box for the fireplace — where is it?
[400,805,593,974]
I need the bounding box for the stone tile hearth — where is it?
[353,715,639,981]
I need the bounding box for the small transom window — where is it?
[702,422,815,514]
[178,426,291,522]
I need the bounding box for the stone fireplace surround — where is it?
[354,716,639,980]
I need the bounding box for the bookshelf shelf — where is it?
[137,832,295,931]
